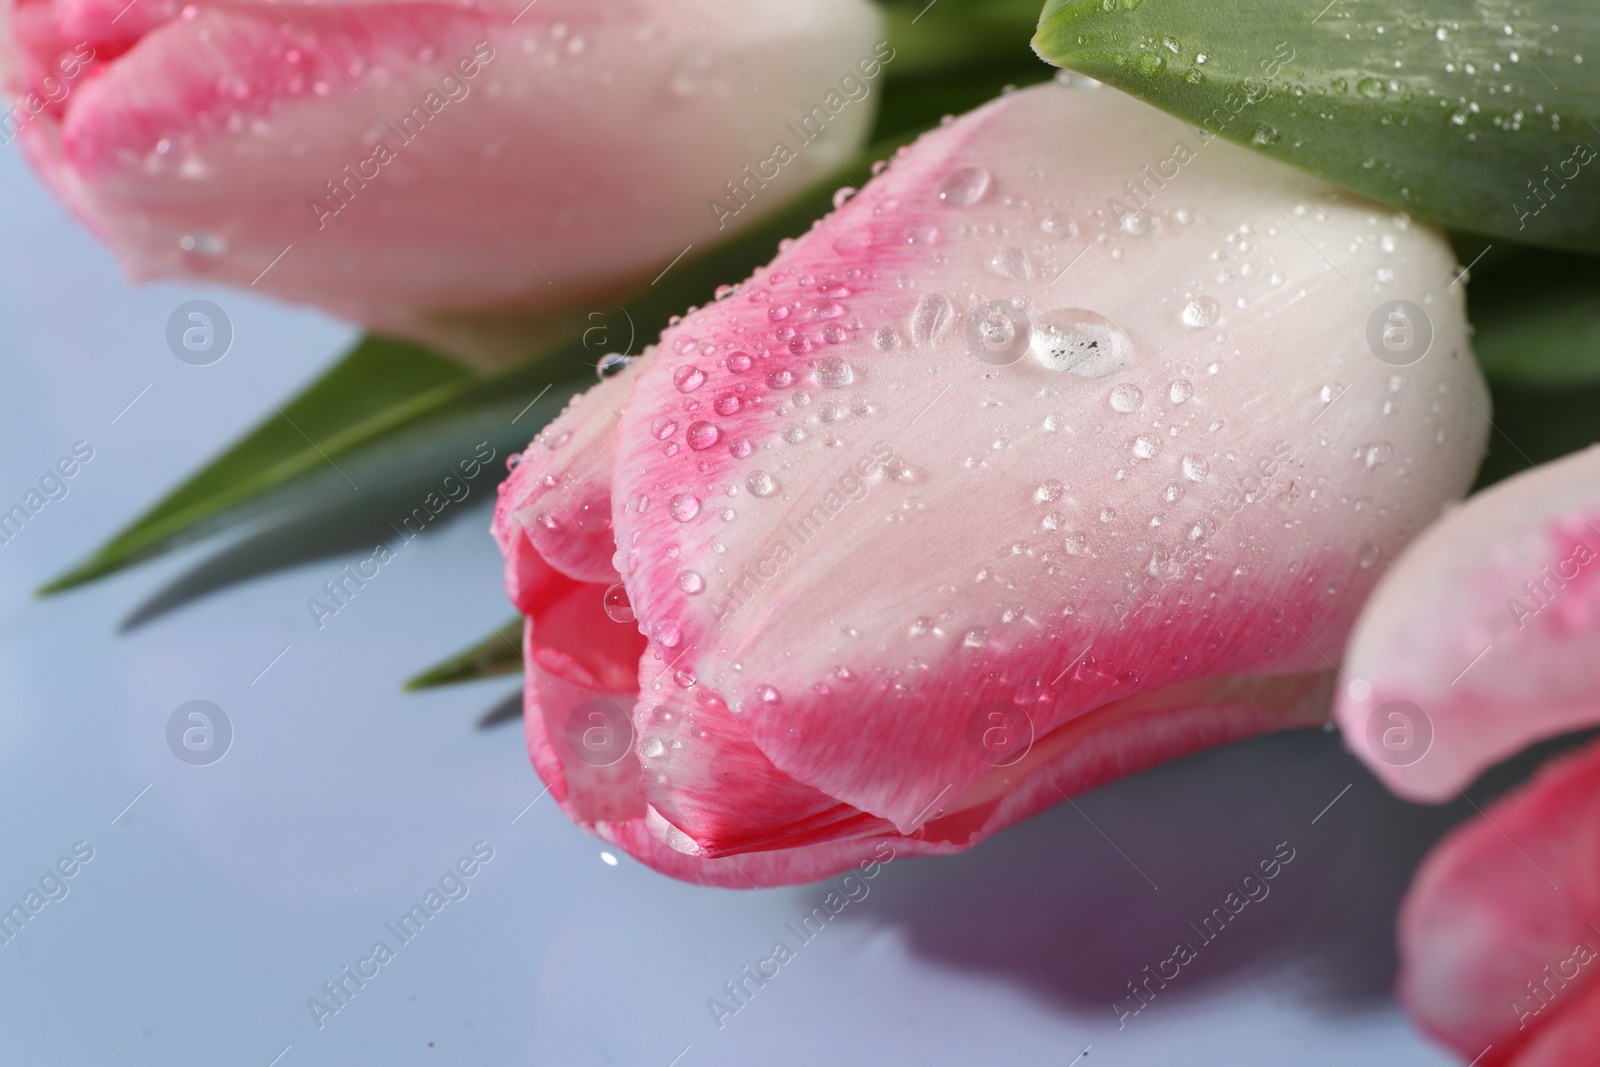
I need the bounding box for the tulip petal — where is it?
[6,0,885,355]
[633,675,892,857]
[1399,735,1600,1063]
[608,81,1489,831]
[1336,445,1600,800]
[498,364,637,585]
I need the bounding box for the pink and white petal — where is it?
[609,81,1489,831]
[498,365,641,585]
[1336,445,1600,801]
[524,650,644,830]
[1398,735,1600,1062]
[915,671,1331,847]
[632,670,891,857]
[15,0,884,355]
[1507,982,1600,1067]
[596,819,931,890]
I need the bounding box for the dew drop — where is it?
[1169,378,1194,404]
[714,393,741,416]
[1182,453,1209,481]
[673,365,706,393]
[813,357,854,388]
[651,416,678,440]
[1030,309,1134,377]
[669,493,701,521]
[597,353,632,381]
[746,471,777,497]
[602,582,635,623]
[677,570,705,594]
[686,421,720,450]
[938,166,991,207]
[1132,434,1161,460]
[1181,297,1220,328]
[911,293,953,346]
[1110,384,1144,414]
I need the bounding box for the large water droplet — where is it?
[669,493,700,521]
[1181,297,1220,328]
[1181,453,1209,481]
[812,357,854,388]
[938,167,991,207]
[686,421,720,450]
[1110,384,1144,413]
[746,471,777,497]
[1030,308,1133,377]
[911,293,952,346]
[597,353,632,381]
[602,582,635,623]
[674,365,706,393]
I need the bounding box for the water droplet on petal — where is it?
[1182,297,1220,328]
[669,494,700,521]
[1031,308,1133,377]
[603,583,635,623]
[812,357,854,388]
[1110,384,1144,413]
[911,293,952,346]
[746,471,777,497]
[673,365,706,393]
[938,166,991,207]
[686,421,720,450]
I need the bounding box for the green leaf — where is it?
[1470,249,1600,384]
[1034,0,1600,253]
[405,619,524,690]
[47,132,923,595]
[42,336,476,592]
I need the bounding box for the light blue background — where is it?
[0,145,1471,1066]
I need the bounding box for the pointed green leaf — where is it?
[405,619,524,690]
[46,131,921,595]
[1034,0,1600,252]
[42,336,475,592]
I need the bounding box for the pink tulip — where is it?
[1,0,885,361]
[1398,735,1600,1066]
[493,80,1491,887]
[1334,446,1600,800]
